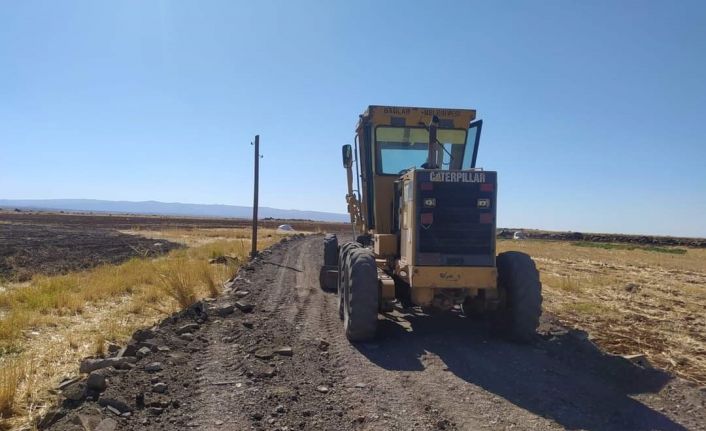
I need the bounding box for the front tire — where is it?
[343,248,378,341]
[496,251,542,342]
[337,242,360,320]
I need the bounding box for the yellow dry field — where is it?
[498,239,706,384]
[0,227,290,430]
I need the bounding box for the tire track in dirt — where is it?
[298,239,443,430]
[285,240,318,328]
[266,237,446,429]
[264,238,304,318]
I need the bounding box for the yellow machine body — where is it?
[345,105,498,308]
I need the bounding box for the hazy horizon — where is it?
[0,198,349,222]
[3,197,705,239]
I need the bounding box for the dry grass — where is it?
[0,227,287,430]
[0,359,23,419]
[198,261,222,298]
[158,259,199,308]
[498,239,706,383]
[122,227,268,247]
[92,334,106,357]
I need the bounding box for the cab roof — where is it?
[359,105,476,129]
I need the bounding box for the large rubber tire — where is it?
[319,267,336,291]
[343,248,379,341]
[319,234,339,291]
[323,234,338,267]
[337,242,360,320]
[496,251,543,342]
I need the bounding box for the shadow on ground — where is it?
[354,310,685,431]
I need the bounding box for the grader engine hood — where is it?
[413,169,497,267]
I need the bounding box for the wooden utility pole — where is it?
[251,135,260,258]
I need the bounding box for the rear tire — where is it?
[319,234,339,291]
[343,248,378,341]
[323,234,338,267]
[319,267,336,291]
[496,251,542,342]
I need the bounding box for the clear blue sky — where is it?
[1,1,705,237]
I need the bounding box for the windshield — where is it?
[375,126,467,174]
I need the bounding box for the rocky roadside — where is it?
[39,294,240,430]
[39,235,318,431]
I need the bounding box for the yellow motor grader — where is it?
[321,105,542,342]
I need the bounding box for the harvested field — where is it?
[0,221,181,282]
[0,210,345,232]
[0,211,345,283]
[499,229,706,248]
[498,239,706,384]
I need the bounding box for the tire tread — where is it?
[344,248,378,341]
[497,251,543,342]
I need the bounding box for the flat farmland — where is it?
[0,211,346,282]
[0,211,704,430]
[497,239,706,384]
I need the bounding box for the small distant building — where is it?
[513,231,527,240]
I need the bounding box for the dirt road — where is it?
[46,235,705,431]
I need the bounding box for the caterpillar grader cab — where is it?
[320,105,542,342]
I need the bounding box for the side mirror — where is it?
[342,144,352,168]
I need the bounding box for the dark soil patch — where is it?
[0,222,181,281]
[0,210,348,232]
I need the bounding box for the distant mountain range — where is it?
[0,199,349,222]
